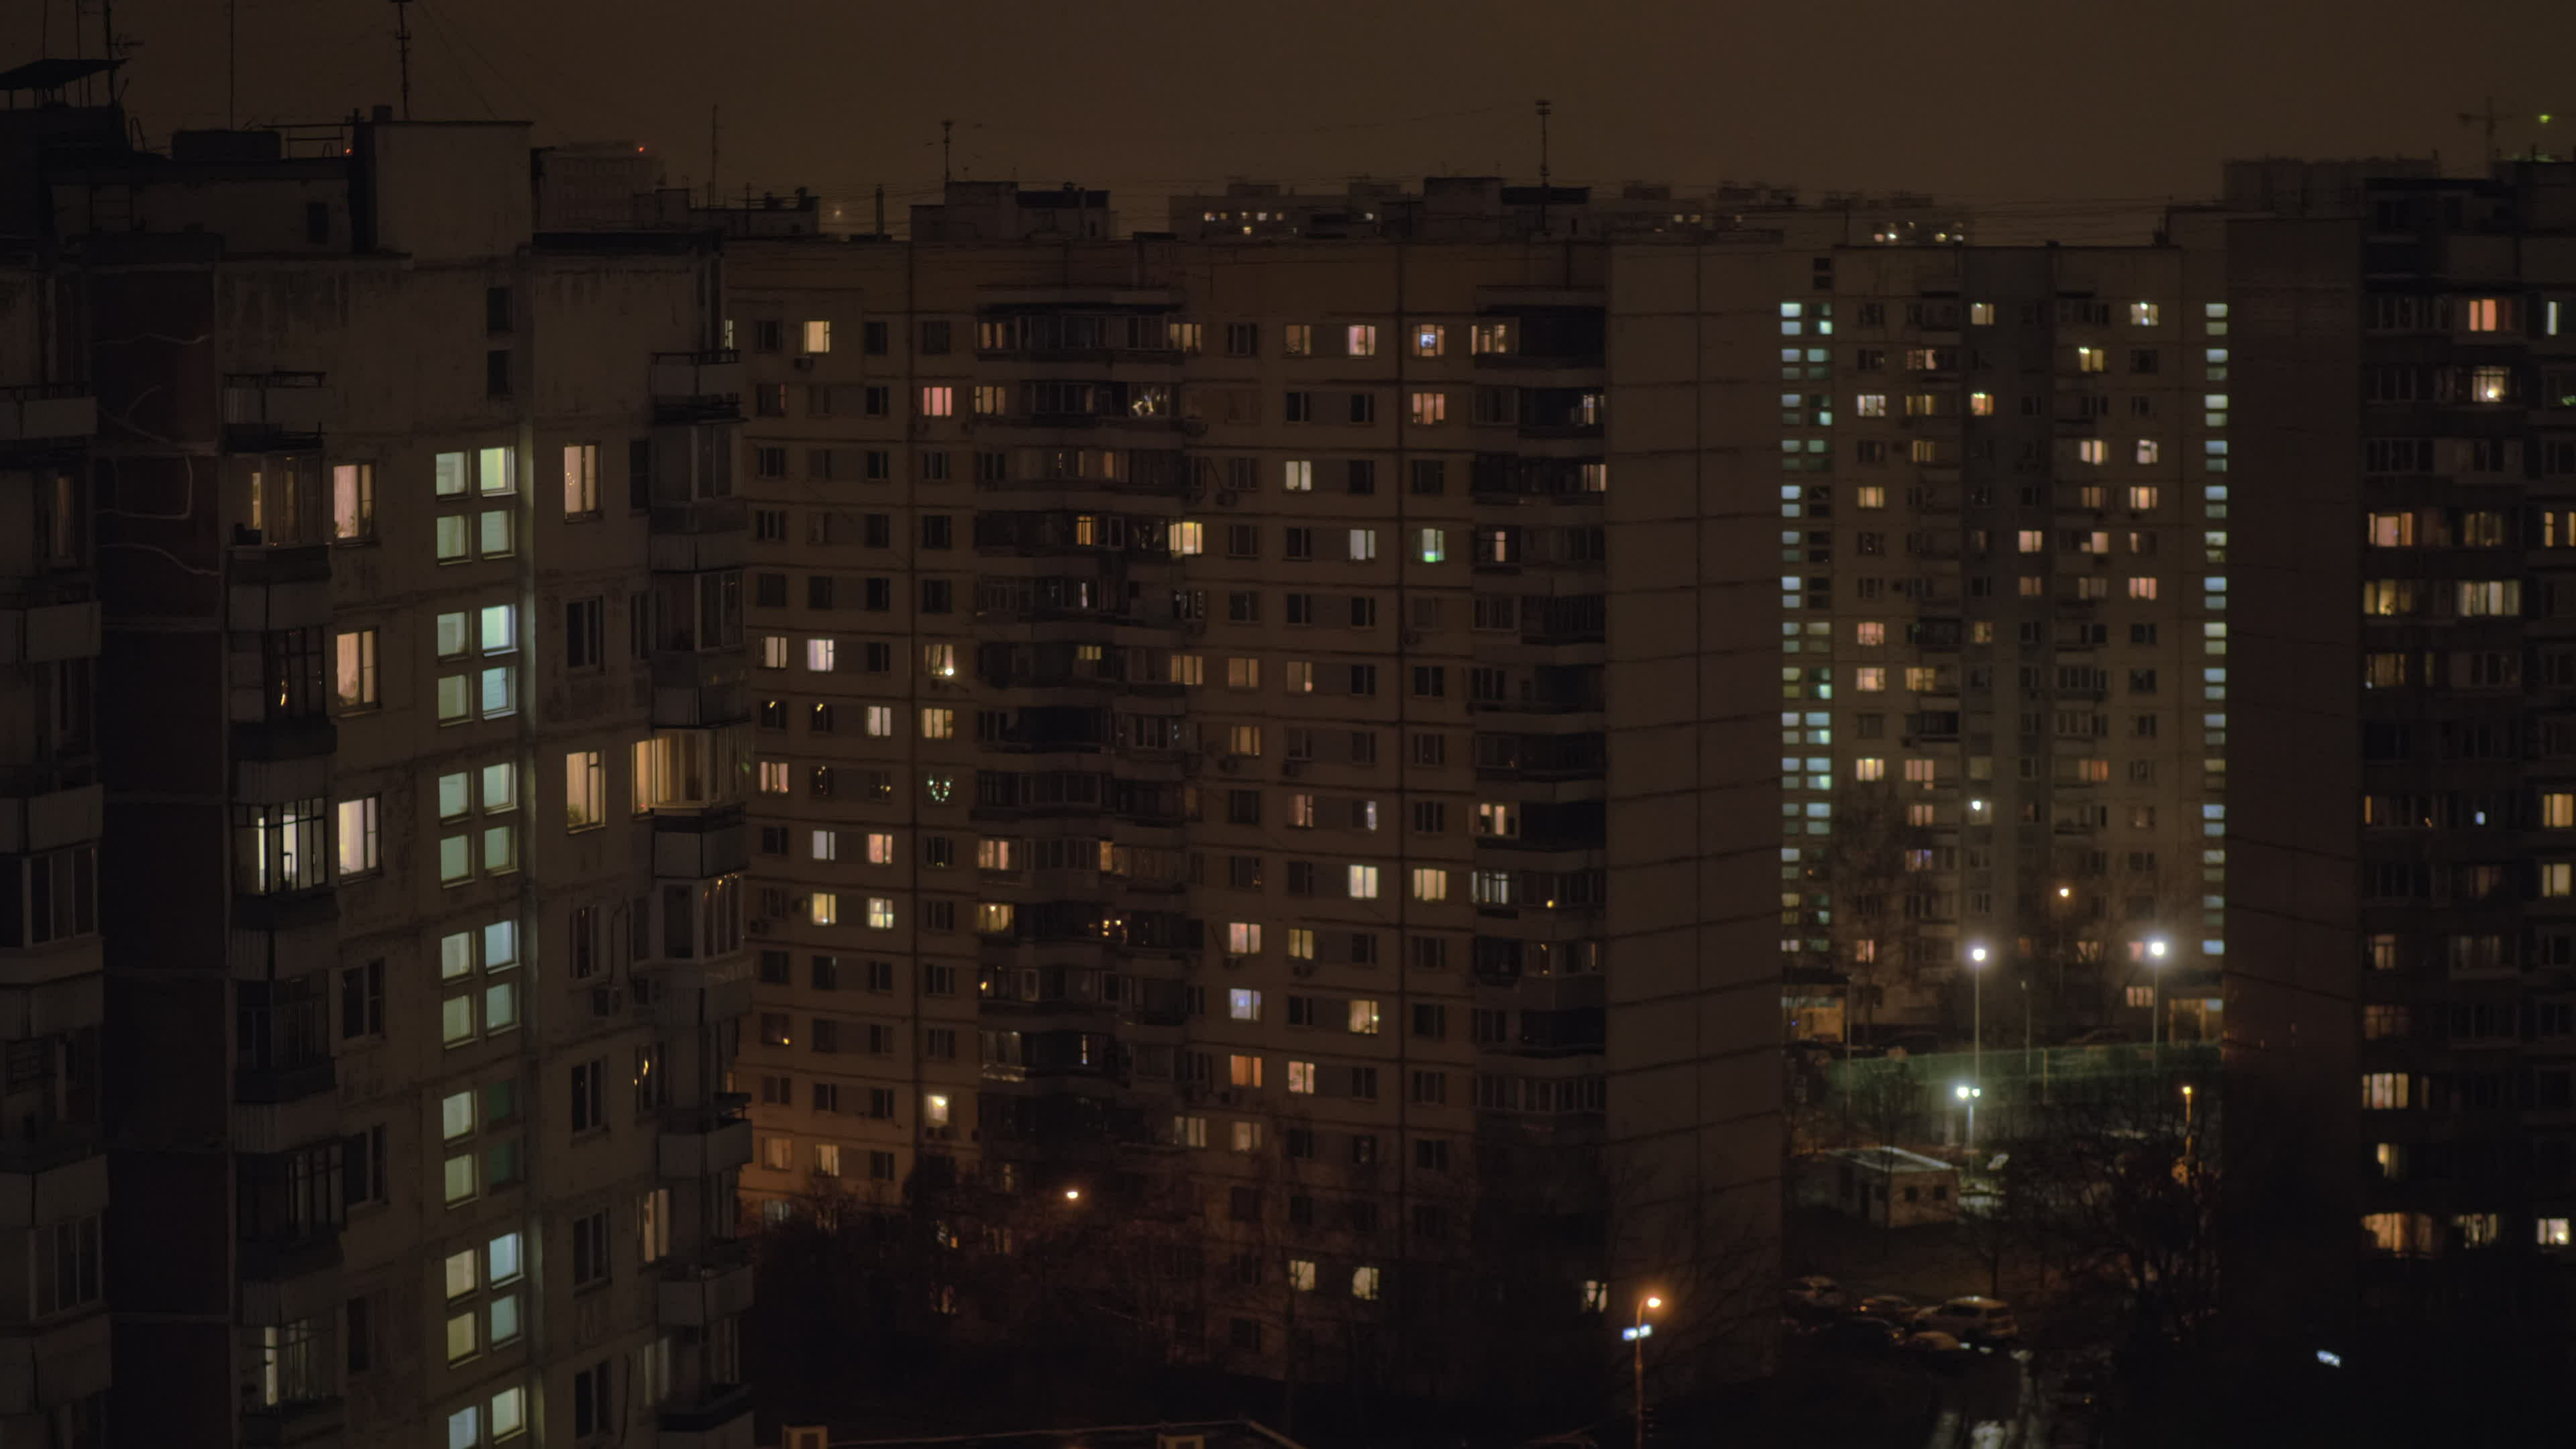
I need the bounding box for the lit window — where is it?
[1232,1120,1264,1153]
[1352,1265,1382,1300]
[2078,439,2107,465]
[865,897,895,929]
[333,462,376,539]
[1347,864,1379,900]
[1173,521,1205,555]
[1348,1000,1381,1034]
[2463,298,2504,333]
[918,385,955,417]
[810,893,838,926]
[924,1093,951,1128]
[335,798,379,877]
[1418,528,1447,563]
[2018,529,2045,553]
[560,443,598,517]
[1283,460,1313,492]
[2135,439,2160,464]
[1855,667,1885,692]
[2470,366,2510,403]
[2076,347,2107,373]
[1853,758,1884,782]
[2361,1071,2410,1110]
[1346,324,1379,358]
[2542,863,2575,898]
[1411,867,1448,902]
[1227,922,1263,955]
[802,319,833,354]
[2545,794,2576,829]
[2540,1218,2571,1248]
[1969,392,1994,417]
[1854,621,1884,645]
[920,707,956,740]
[1228,1053,1263,1089]
[805,639,835,672]
[1413,323,1446,357]
[1856,486,1886,509]
[1409,390,1448,425]
[1229,989,1263,1022]
[2129,302,2161,327]
[2128,578,2159,600]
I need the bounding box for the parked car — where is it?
[1853,1293,1919,1325]
[1898,1329,1974,1372]
[1916,1295,2021,1344]
[1811,1315,1902,1355]
[1782,1275,1847,1315]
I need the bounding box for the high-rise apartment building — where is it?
[0,195,111,1444]
[1784,233,2237,1044]
[727,180,1786,1395]
[0,88,755,1447]
[2234,157,2576,1358]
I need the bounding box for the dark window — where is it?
[922,515,954,549]
[863,320,889,355]
[921,320,953,354]
[628,439,652,510]
[572,1210,611,1286]
[485,350,511,398]
[485,286,513,335]
[565,597,605,671]
[339,959,384,1039]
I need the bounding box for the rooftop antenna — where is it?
[2455,97,2557,166]
[390,0,415,119]
[1536,98,1554,234]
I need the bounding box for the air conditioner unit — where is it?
[786,1429,831,1449]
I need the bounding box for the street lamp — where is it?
[1955,1081,1983,1154]
[1966,944,1989,1106]
[1624,1292,1664,1449]
[2145,936,2170,1067]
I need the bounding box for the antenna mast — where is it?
[1536,99,1554,233]
[390,0,415,119]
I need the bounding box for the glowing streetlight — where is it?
[1955,1081,1984,1153]
[1627,1291,1666,1449]
[1063,1187,1083,1202]
[2145,936,2171,1066]
[1966,944,1989,1110]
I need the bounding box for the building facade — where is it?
[0,223,111,1444]
[2233,157,2576,1364]
[2,103,755,1448]
[725,181,1786,1396]
[1784,233,2237,1045]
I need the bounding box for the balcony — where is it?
[0,578,96,669]
[231,715,337,764]
[227,890,339,983]
[651,350,745,423]
[0,384,95,453]
[0,1305,109,1419]
[234,1057,335,1107]
[658,1102,753,1179]
[657,1240,756,1328]
[0,936,102,1034]
[221,372,326,451]
[0,1134,104,1227]
[653,806,746,881]
[240,1396,343,1449]
[651,650,749,729]
[651,499,748,574]
[657,1383,755,1449]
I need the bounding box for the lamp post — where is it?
[1624,1292,1663,1449]
[1955,1081,1982,1155]
[1966,944,1988,1106]
[2145,936,2170,1067]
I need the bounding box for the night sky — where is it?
[11,0,2573,237]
